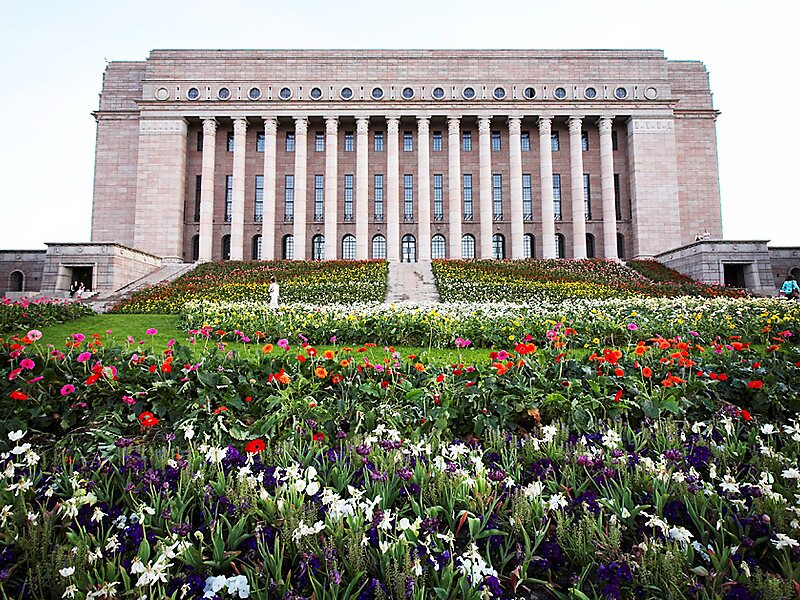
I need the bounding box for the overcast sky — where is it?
[0,0,795,249]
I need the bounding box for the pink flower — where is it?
[60,384,75,396]
[20,358,35,370]
[8,368,23,381]
[167,338,175,348]
[121,395,135,405]
[627,323,638,331]
[277,338,289,349]
[27,329,42,341]
[27,376,44,384]
[146,328,158,336]
[76,352,92,363]
[72,333,85,343]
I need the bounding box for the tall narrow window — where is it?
[254,175,264,222]
[462,131,472,151]
[551,132,560,152]
[196,131,203,152]
[374,174,384,220]
[614,174,622,220]
[342,235,356,260]
[463,174,473,220]
[611,130,619,151]
[315,132,324,152]
[194,175,202,222]
[617,233,625,259]
[314,175,324,221]
[312,235,325,260]
[372,234,386,259]
[256,132,265,152]
[432,234,446,259]
[461,234,475,259]
[284,175,294,222]
[403,174,413,220]
[586,233,595,258]
[282,234,294,260]
[523,233,535,258]
[403,131,413,152]
[344,174,354,220]
[581,131,589,151]
[432,131,442,152]
[433,174,443,220]
[191,235,200,261]
[344,131,354,152]
[221,235,231,260]
[521,131,531,152]
[553,174,562,220]
[492,233,505,259]
[555,234,565,259]
[252,235,262,260]
[583,174,591,221]
[522,174,532,221]
[374,131,384,152]
[491,131,501,151]
[227,132,234,152]
[492,174,503,220]
[225,175,233,222]
[285,132,295,152]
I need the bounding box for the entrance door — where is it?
[723,264,746,288]
[401,234,417,263]
[71,267,93,292]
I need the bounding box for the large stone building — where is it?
[2,49,795,298]
[92,49,722,264]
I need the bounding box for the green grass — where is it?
[33,314,493,365]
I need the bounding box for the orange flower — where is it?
[641,367,652,379]
[323,350,335,360]
[261,343,274,354]
[332,374,343,384]
[613,368,624,377]
[493,361,509,375]
[634,345,648,356]
[339,359,350,368]
[414,362,425,371]
[314,367,328,379]
[278,372,291,385]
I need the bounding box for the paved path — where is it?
[385,261,440,303]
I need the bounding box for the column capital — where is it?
[294,116,308,134]
[262,116,278,135]
[232,117,248,135]
[507,116,522,135]
[447,116,460,134]
[202,118,218,135]
[386,116,400,134]
[597,116,614,133]
[325,116,338,133]
[356,116,370,134]
[568,116,583,134]
[537,116,552,134]
[478,116,492,134]
[417,116,430,135]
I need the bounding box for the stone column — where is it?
[230,117,248,261]
[261,117,278,260]
[538,117,556,258]
[447,116,462,259]
[386,116,401,262]
[324,117,339,260]
[478,116,493,259]
[293,117,308,260]
[417,116,432,261]
[508,116,524,259]
[598,117,618,259]
[356,116,370,260]
[198,118,217,262]
[568,116,587,258]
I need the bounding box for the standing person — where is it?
[779,275,800,300]
[69,281,78,298]
[269,275,280,307]
[77,282,85,296]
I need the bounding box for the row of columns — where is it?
[197,115,618,262]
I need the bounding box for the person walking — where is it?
[779,275,800,300]
[268,275,280,307]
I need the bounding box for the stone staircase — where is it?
[385,261,440,303]
[89,262,196,312]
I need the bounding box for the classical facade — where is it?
[91,49,723,264]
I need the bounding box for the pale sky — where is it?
[0,0,796,249]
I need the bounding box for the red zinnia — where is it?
[740,409,751,421]
[244,439,266,454]
[747,380,763,390]
[613,389,623,403]
[312,431,325,442]
[138,411,159,427]
[9,390,28,401]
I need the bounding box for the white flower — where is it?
[92,507,107,523]
[7,430,25,442]
[205,446,227,464]
[602,429,621,449]
[760,424,776,435]
[184,427,195,441]
[292,520,325,542]
[720,475,740,495]
[59,566,75,577]
[62,585,78,599]
[105,534,120,553]
[457,542,498,585]
[782,468,800,480]
[226,574,251,598]
[0,505,12,527]
[306,480,320,496]
[772,533,800,550]
[546,492,568,511]
[541,425,558,444]
[204,575,227,597]
[668,526,694,547]
[11,443,31,455]
[522,481,544,500]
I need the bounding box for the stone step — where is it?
[90,262,196,312]
[385,261,440,304]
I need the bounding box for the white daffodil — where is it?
[773,533,799,550]
[59,566,75,577]
[8,430,25,442]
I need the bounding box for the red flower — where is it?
[332,374,343,384]
[138,411,159,427]
[312,431,325,442]
[436,374,445,383]
[244,439,265,454]
[613,389,623,403]
[9,390,28,401]
[297,355,307,363]
[614,368,624,377]
[740,409,751,421]
[717,373,728,382]
[747,380,763,390]
[641,367,653,379]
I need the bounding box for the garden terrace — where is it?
[112,260,388,313]
[0,297,94,333]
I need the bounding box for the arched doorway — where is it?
[401,234,417,263]
[8,271,24,292]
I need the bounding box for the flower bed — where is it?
[433,260,747,302]
[113,260,388,313]
[0,297,93,333]
[1,321,800,598]
[179,296,799,348]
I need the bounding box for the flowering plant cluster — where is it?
[0,297,93,333]
[179,296,798,348]
[432,260,748,303]
[113,260,388,313]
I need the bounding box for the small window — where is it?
[522,174,532,221]
[614,174,622,220]
[372,235,387,259]
[432,234,446,259]
[312,235,325,260]
[433,174,443,220]
[555,234,565,259]
[282,235,294,260]
[187,87,200,100]
[225,175,233,222]
[342,235,356,260]
[462,131,472,152]
[344,131,354,152]
[492,234,505,259]
[191,235,200,262]
[553,174,562,221]
[217,87,231,100]
[522,87,536,100]
[432,131,442,152]
[431,87,445,100]
[340,87,354,100]
[227,132,234,152]
[612,130,619,151]
[371,87,384,100]
[221,235,231,260]
[374,174,384,220]
[614,87,628,100]
[553,87,567,100]
[584,174,591,221]
[255,132,265,153]
[461,234,476,259]
[344,174,354,220]
[196,130,203,152]
[194,175,202,222]
[252,235,262,260]
[586,233,595,259]
[284,175,295,222]
[523,233,535,259]
[491,131,501,152]
[285,132,295,152]
[492,87,506,100]
[248,87,261,101]
[309,87,323,100]
[255,175,264,222]
[403,174,413,220]
[492,174,503,220]
[279,87,292,100]
[315,132,325,152]
[402,87,415,100]
[314,174,324,221]
[584,87,597,100]
[403,131,413,152]
[581,131,589,152]
[374,131,384,152]
[551,132,560,152]
[463,173,473,220]
[462,87,476,99]
[521,131,531,152]
[617,233,625,258]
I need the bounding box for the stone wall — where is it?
[768,247,800,289]
[0,251,46,295]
